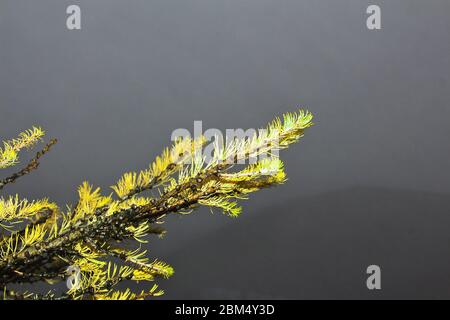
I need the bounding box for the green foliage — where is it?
[0,127,44,169]
[0,110,313,300]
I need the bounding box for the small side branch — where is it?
[0,139,57,191]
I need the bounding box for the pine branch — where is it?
[0,127,45,169]
[0,139,57,191]
[0,110,314,299]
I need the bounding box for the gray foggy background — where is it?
[1,0,450,299]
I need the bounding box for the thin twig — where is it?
[0,139,57,191]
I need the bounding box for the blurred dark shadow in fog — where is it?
[156,187,450,299]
